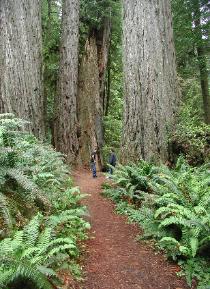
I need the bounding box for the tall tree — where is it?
[53,0,80,164]
[0,0,45,139]
[192,0,210,124]
[121,0,180,163]
[77,1,112,168]
[77,36,102,167]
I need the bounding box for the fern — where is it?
[159,216,192,229]
[190,237,199,257]
[104,158,210,287]
[23,214,42,247]
[0,263,53,289]
[0,192,13,231]
[0,114,90,287]
[0,211,82,287]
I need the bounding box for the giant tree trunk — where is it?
[77,37,102,167]
[97,16,112,115]
[53,0,80,164]
[43,0,53,136]
[0,0,45,139]
[77,19,111,169]
[121,0,180,163]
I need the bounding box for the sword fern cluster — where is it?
[104,157,210,288]
[0,114,89,288]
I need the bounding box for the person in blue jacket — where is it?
[108,148,117,174]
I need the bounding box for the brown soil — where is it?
[73,170,191,289]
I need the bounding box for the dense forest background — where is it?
[42,0,210,166]
[1,0,210,167]
[0,0,210,288]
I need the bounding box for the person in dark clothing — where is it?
[90,148,97,178]
[108,148,117,174]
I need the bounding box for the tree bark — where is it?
[53,0,80,164]
[105,57,111,116]
[77,17,111,169]
[0,0,45,139]
[43,0,53,136]
[97,16,112,116]
[77,36,103,168]
[121,0,180,163]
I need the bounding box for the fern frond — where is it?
[159,236,180,247]
[155,204,196,221]
[37,227,53,248]
[47,209,85,229]
[0,192,13,230]
[23,214,42,247]
[7,168,38,197]
[155,192,182,205]
[47,244,77,259]
[190,237,199,257]
[0,263,53,289]
[37,265,56,277]
[159,216,192,229]
[21,247,42,259]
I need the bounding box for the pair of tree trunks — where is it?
[0,0,45,139]
[53,1,112,167]
[0,0,81,163]
[121,0,180,163]
[77,0,180,165]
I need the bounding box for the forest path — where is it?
[73,170,190,289]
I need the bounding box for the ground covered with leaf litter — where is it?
[73,170,191,289]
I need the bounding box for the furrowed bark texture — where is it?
[77,21,111,169]
[77,37,103,169]
[122,0,179,163]
[0,0,45,139]
[53,0,80,164]
[97,17,112,115]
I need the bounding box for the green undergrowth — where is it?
[102,158,210,289]
[0,114,90,289]
[170,114,210,166]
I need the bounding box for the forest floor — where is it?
[71,170,191,289]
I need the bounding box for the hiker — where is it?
[90,148,97,178]
[108,148,117,174]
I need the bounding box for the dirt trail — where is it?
[73,170,190,289]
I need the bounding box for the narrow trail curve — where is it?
[73,170,190,289]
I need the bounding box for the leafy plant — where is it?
[0,114,90,287]
[103,158,210,287]
[0,212,80,288]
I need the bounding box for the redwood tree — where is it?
[53,0,80,164]
[77,16,111,168]
[121,0,180,163]
[0,0,45,139]
[77,35,103,168]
